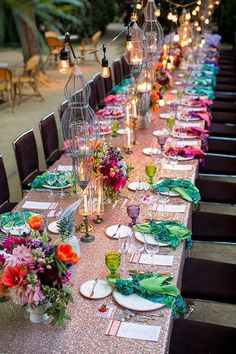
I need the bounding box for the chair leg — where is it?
[31,81,44,101]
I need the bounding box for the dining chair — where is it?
[169,318,236,354]
[112,59,123,86]
[120,54,130,79]
[212,101,236,113]
[39,112,63,167]
[88,79,98,110]
[192,210,236,243]
[208,122,236,138]
[103,67,113,95]
[93,73,106,107]
[58,99,69,120]
[0,67,14,112]
[181,257,236,305]
[212,111,236,123]
[12,55,44,103]
[0,155,17,214]
[196,178,236,204]
[44,33,64,67]
[12,129,44,195]
[79,31,102,63]
[207,137,236,155]
[199,154,236,175]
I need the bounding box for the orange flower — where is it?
[154,82,162,90]
[1,263,27,288]
[56,244,80,265]
[153,105,160,113]
[28,215,43,230]
[156,62,163,71]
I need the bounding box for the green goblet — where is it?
[145,164,157,185]
[167,116,175,132]
[105,251,121,279]
[177,89,184,104]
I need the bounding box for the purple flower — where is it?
[3,236,26,252]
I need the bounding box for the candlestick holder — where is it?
[131,116,139,145]
[92,177,104,224]
[77,185,95,242]
[80,215,95,243]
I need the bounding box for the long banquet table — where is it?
[0,90,203,354]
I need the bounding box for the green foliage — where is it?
[57,210,75,242]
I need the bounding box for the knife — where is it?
[89,278,98,298]
[111,224,122,238]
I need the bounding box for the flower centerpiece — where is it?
[92,141,133,202]
[0,215,80,327]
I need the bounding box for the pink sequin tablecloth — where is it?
[0,92,203,354]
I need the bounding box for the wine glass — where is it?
[58,173,67,197]
[105,251,121,279]
[166,116,175,133]
[159,192,170,219]
[46,172,57,198]
[118,233,131,275]
[143,233,159,268]
[127,204,140,227]
[145,163,157,185]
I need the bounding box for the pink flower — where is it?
[25,284,45,305]
[4,245,33,267]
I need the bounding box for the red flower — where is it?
[56,244,80,265]
[1,263,27,288]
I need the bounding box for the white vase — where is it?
[67,235,80,256]
[28,303,49,324]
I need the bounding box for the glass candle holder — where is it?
[77,184,95,243]
[93,177,104,224]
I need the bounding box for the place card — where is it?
[106,320,161,342]
[57,165,73,172]
[163,164,192,171]
[157,205,186,213]
[176,140,199,147]
[22,201,58,210]
[130,253,174,266]
[96,306,117,319]
[181,122,202,127]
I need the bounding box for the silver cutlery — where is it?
[89,278,98,298]
[111,224,122,238]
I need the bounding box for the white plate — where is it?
[117,129,127,135]
[178,73,184,78]
[159,113,170,119]
[170,89,177,95]
[113,291,165,311]
[42,182,71,190]
[152,130,162,136]
[99,130,111,136]
[178,116,201,122]
[171,132,197,139]
[80,280,112,299]
[48,221,59,234]
[135,231,170,247]
[154,180,179,197]
[128,182,150,191]
[142,148,159,155]
[175,81,182,85]
[106,225,132,239]
[163,152,194,161]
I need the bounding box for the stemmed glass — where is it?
[127,204,140,227]
[118,233,131,275]
[143,233,159,268]
[159,192,170,219]
[58,173,67,198]
[46,172,57,198]
[145,163,157,185]
[105,251,121,279]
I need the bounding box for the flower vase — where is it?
[67,235,80,256]
[28,303,49,324]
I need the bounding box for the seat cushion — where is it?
[196,178,236,204]
[46,149,63,166]
[169,318,236,354]
[208,122,236,138]
[212,111,236,123]
[182,258,236,304]
[192,211,236,242]
[0,202,17,214]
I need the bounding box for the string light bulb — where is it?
[155,3,161,17]
[126,31,133,50]
[186,13,191,20]
[196,6,200,12]
[174,33,179,42]
[58,46,70,74]
[197,0,201,4]
[192,9,197,16]
[197,26,201,32]
[101,45,111,79]
[167,11,173,21]
[205,19,209,24]
[215,0,220,5]
[136,0,143,10]
[131,12,138,22]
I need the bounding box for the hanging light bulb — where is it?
[192,9,197,16]
[131,12,138,22]
[197,0,201,5]
[155,2,161,17]
[196,6,200,12]
[174,33,179,42]
[205,19,210,24]
[167,11,173,21]
[136,0,143,10]
[101,45,111,79]
[197,26,201,32]
[126,30,133,50]
[194,21,199,27]
[58,46,70,74]
[208,4,214,9]
[215,0,220,5]
[186,13,191,20]
[208,11,212,15]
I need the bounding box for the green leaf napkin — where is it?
[152,179,201,204]
[109,273,187,317]
[30,172,71,189]
[134,220,192,249]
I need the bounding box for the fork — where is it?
[111,224,122,238]
[89,278,98,298]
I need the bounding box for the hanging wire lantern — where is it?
[124,22,146,80]
[142,0,164,69]
[61,63,100,156]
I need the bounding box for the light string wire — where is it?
[162,0,199,8]
[63,21,133,61]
